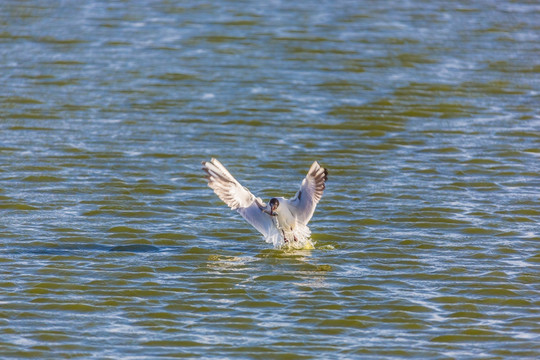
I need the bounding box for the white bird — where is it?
[202,158,328,249]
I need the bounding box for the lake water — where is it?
[1,0,539,358]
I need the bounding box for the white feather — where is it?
[202,159,328,249]
[287,161,328,225]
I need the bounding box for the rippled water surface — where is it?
[1,0,540,358]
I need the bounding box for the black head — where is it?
[269,198,279,212]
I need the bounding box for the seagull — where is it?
[202,158,328,249]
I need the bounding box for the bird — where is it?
[202,158,328,249]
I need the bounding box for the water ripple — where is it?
[1,0,539,358]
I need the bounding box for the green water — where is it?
[1,0,539,358]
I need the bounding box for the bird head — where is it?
[269,198,279,215]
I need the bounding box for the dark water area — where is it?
[1,0,539,358]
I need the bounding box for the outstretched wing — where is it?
[237,202,282,246]
[202,158,278,239]
[288,161,328,225]
[202,158,254,210]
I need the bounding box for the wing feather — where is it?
[202,158,279,242]
[202,158,253,209]
[237,201,281,244]
[288,161,328,225]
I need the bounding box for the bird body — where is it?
[202,159,328,249]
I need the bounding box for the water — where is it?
[1,0,539,358]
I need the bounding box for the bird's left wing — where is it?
[202,158,279,241]
[287,161,328,225]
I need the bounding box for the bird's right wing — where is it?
[202,158,254,210]
[237,201,282,246]
[202,158,279,242]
